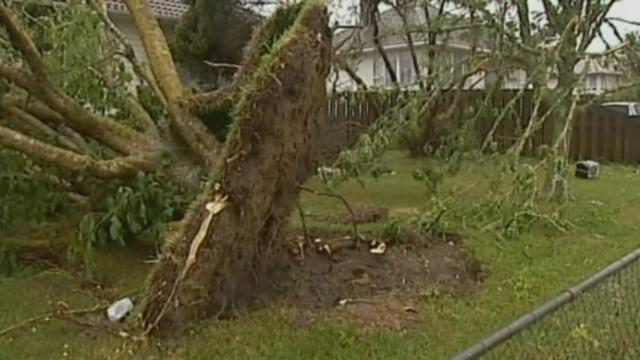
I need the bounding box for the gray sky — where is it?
[529,0,640,52]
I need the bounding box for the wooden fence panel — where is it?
[625,120,640,163]
[327,91,640,163]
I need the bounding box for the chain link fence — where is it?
[451,248,640,360]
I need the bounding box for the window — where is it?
[398,50,416,85]
[373,56,394,86]
[586,75,597,91]
[451,49,468,78]
[373,56,385,86]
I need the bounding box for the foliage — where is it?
[136,83,166,121]
[172,0,261,85]
[77,173,188,255]
[0,150,67,230]
[30,3,135,124]
[326,88,575,241]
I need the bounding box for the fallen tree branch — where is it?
[0,61,36,91]
[87,0,167,106]
[0,60,156,156]
[0,3,152,153]
[0,123,156,178]
[203,61,242,70]
[166,103,220,165]
[0,3,47,78]
[122,0,184,102]
[1,103,84,152]
[0,303,106,338]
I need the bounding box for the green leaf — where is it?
[96,227,109,247]
[109,216,124,246]
[126,212,143,234]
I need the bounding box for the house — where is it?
[333,4,489,91]
[105,0,216,88]
[334,5,626,95]
[575,58,626,95]
[502,58,626,95]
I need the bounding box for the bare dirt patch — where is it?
[242,229,487,330]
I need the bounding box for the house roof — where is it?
[106,0,188,19]
[335,4,490,53]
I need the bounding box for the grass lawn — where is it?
[1,151,639,359]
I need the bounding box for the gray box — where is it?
[575,160,600,179]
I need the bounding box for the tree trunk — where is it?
[141,2,332,334]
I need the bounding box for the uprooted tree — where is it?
[1,0,636,336]
[0,0,331,334]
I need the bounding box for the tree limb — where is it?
[0,64,157,154]
[0,6,159,155]
[1,103,83,153]
[87,0,168,106]
[99,0,219,160]
[166,103,220,165]
[122,0,185,102]
[0,123,156,178]
[0,3,47,78]
[333,56,368,91]
[386,1,422,88]
[4,97,93,153]
[371,7,397,85]
[580,0,619,52]
[0,61,36,90]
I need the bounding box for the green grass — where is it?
[1,152,640,359]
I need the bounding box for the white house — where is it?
[502,58,626,95]
[334,5,627,95]
[333,5,488,91]
[575,58,626,95]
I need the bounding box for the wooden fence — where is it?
[327,91,640,163]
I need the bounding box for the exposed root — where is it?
[142,191,229,336]
[298,185,362,244]
[296,201,310,245]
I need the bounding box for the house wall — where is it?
[582,73,624,95]
[332,44,625,95]
[334,45,488,91]
[601,74,623,91]
[502,69,528,90]
[110,14,148,64]
[334,55,375,91]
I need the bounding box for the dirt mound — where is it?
[240,229,487,330]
